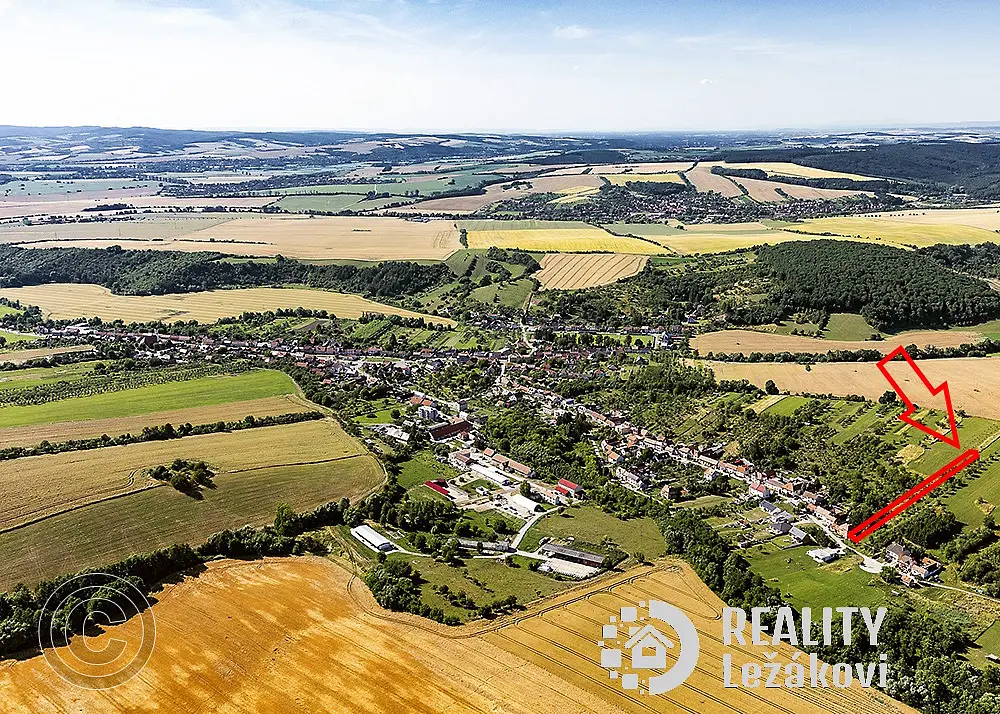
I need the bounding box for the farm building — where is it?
[509,493,544,518]
[457,538,511,553]
[350,525,395,552]
[470,462,513,487]
[555,479,583,497]
[424,480,451,498]
[429,419,472,442]
[540,543,605,568]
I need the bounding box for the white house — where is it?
[624,624,674,669]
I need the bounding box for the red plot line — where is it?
[848,449,979,543]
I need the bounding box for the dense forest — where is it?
[758,240,1000,330]
[717,142,1000,199]
[919,241,1000,278]
[0,246,449,298]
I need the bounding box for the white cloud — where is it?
[553,24,593,40]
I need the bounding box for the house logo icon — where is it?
[598,599,699,695]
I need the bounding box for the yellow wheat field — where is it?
[463,220,668,254]
[487,563,915,714]
[707,161,879,182]
[536,253,648,290]
[0,284,452,325]
[682,166,745,198]
[0,216,462,261]
[691,328,986,356]
[784,216,1000,246]
[0,558,915,714]
[698,357,1000,420]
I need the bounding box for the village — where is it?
[32,318,945,588]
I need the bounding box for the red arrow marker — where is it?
[846,346,978,543]
[877,346,960,448]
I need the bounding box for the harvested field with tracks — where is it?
[0,283,451,325]
[0,418,365,533]
[0,419,381,587]
[1,215,461,260]
[699,356,1000,420]
[691,328,985,355]
[0,558,914,714]
[536,253,647,290]
[682,166,744,197]
[0,344,94,364]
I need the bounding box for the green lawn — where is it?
[970,620,1000,669]
[397,452,460,492]
[518,504,666,558]
[945,460,1000,527]
[823,313,879,341]
[0,369,296,427]
[0,330,36,346]
[388,552,571,622]
[0,305,22,317]
[746,544,893,611]
[355,400,406,425]
[763,395,811,417]
[911,416,1000,476]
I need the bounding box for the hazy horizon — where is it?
[3,0,1000,133]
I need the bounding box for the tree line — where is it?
[0,245,450,299]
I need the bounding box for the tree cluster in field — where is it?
[0,411,322,463]
[481,176,900,225]
[0,245,451,299]
[479,407,593,484]
[485,246,540,274]
[0,498,349,659]
[148,459,215,495]
[757,240,1000,330]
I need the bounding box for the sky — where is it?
[1,0,999,133]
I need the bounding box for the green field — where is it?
[746,544,893,610]
[823,313,879,341]
[519,504,666,558]
[910,416,1000,476]
[470,277,535,309]
[0,305,22,317]
[275,194,417,213]
[0,369,296,427]
[0,456,382,590]
[0,361,99,392]
[0,178,156,196]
